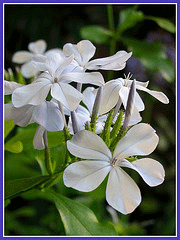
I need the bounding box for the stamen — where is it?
[124,72,133,87]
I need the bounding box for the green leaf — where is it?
[146,16,176,33]
[5,140,23,153]
[121,37,175,82]
[47,190,117,236]
[4,120,15,138]
[118,7,144,34]
[80,25,113,44]
[5,175,50,200]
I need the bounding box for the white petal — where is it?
[127,80,149,88]
[86,51,132,70]
[119,86,145,111]
[99,80,121,115]
[54,55,74,78]
[51,82,83,111]
[113,123,159,160]
[106,166,141,214]
[120,158,165,187]
[60,72,104,86]
[63,43,83,65]
[33,125,45,150]
[63,160,111,192]
[82,87,97,113]
[4,103,34,126]
[28,39,47,54]
[32,101,64,132]
[76,40,96,65]
[12,79,51,107]
[136,85,169,104]
[31,56,48,72]
[4,80,23,95]
[67,130,112,161]
[21,60,39,78]
[12,51,32,64]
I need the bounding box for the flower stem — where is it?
[43,130,54,175]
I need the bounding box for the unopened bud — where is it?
[92,86,103,116]
[71,111,79,134]
[122,79,136,130]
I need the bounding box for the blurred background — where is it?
[4,4,176,236]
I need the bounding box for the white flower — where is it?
[63,40,132,71]
[12,39,47,78]
[99,78,169,115]
[12,51,104,110]
[63,124,165,214]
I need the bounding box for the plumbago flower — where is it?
[12,52,104,111]
[63,124,165,214]
[63,40,132,71]
[99,75,169,115]
[12,39,47,78]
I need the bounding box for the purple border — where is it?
[1,0,178,239]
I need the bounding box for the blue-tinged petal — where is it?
[51,82,83,111]
[120,158,165,187]
[33,101,64,132]
[33,125,45,150]
[106,166,141,214]
[99,80,121,115]
[113,123,159,160]
[12,79,51,107]
[63,160,111,192]
[67,130,112,161]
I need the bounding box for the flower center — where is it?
[54,77,58,83]
[111,158,118,166]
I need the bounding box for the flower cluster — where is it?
[5,39,169,214]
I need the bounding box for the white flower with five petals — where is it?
[63,124,165,214]
[99,78,169,115]
[63,40,132,71]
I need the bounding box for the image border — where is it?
[1,0,178,239]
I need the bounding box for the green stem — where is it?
[44,131,54,175]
